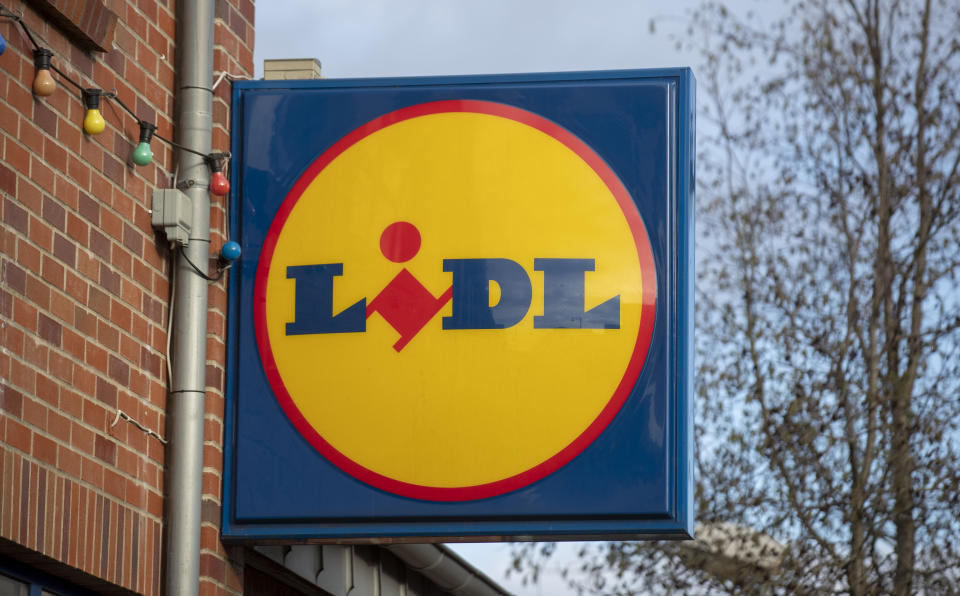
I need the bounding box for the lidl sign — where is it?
[224,69,694,541]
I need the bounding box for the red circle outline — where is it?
[253,100,658,501]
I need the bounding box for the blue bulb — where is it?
[220,241,242,262]
[0,31,6,56]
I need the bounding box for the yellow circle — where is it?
[261,105,646,494]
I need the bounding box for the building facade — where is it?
[0,2,509,595]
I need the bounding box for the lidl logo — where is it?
[254,100,657,501]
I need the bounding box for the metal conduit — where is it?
[165,1,215,594]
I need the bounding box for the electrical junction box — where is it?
[151,188,192,246]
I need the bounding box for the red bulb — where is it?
[210,171,230,196]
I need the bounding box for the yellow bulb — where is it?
[33,68,56,96]
[83,109,106,135]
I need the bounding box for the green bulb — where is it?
[132,141,153,166]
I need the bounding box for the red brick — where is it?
[62,327,86,360]
[100,263,122,295]
[48,410,71,443]
[115,446,138,479]
[86,341,109,374]
[83,400,108,431]
[0,163,16,196]
[49,351,74,384]
[17,238,42,272]
[72,421,95,455]
[67,154,91,189]
[103,468,125,500]
[53,234,77,267]
[54,174,80,212]
[30,157,55,193]
[131,314,150,344]
[111,243,133,276]
[94,434,117,465]
[103,152,125,186]
[78,191,100,224]
[74,366,97,396]
[13,296,39,330]
[108,354,130,385]
[88,286,111,317]
[128,370,149,398]
[100,209,123,241]
[35,374,59,406]
[1,386,24,417]
[122,222,143,256]
[66,213,89,245]
[9,359,36,393]
[120,335,140,365]
[120,278,141,309]
[43,138,68,175]
[22,396,47,430]
[50,289,73,323]
[4,138,31,177]
[95,376,118,409]
[60,388,83,419]
[6,418,32,453]
[34,434,58,466]
[65,271,88,302]
[201,471,220,497]
[98,320,120,351]
[41,254,65,288]
[76,249,99,281]
[29,215,54,251]
[33,102,58,137]
[25,274,51,310]
[90,229,112,261]
[41,195,66,231]
[58,445,82,479]
[0,102,18,136]
[0,288,12,320]
[81,457,103,485]
[75,306,98,336]
[3,198,28,235]
[38,312,63,346]
[4,260,27,295]
[111,300,133,331]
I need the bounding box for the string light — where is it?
[81,89,106,135]
[3,4,233,193]
[207,154,230,196]
[32,49,56,96]
[133,121,156,166]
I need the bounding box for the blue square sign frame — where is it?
[222,68,694,542]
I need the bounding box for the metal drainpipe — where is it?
[165,1,215,595]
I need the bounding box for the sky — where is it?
[253,0,708,80]
[251,1,768,594]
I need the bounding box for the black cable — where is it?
[105,93,221,162]
[49,64,85,92]
[179,247,228,282]
[103,92,141,122]
[153,132,210,158]
[3,3,230,169]
[15,16,40,50]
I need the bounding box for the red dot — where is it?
[380,221,421,263]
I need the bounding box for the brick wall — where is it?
[0,1,254,594]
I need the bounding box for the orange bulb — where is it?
[33,68,56,96]
[32,49,56,97]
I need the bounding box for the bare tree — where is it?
[511,1,960,593]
